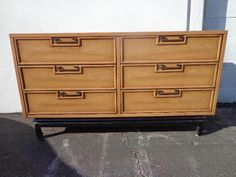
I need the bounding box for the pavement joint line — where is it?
[121,132,147,177]
[99,134,109,177]
[185,155,201,177]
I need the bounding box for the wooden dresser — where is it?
[10,31,227,136]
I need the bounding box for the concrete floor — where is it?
[0,105,236,177]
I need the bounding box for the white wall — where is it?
[204,0,236,102]
[0,0,210,113]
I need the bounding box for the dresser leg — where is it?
[35,124,43,140]
[195,121,204,136]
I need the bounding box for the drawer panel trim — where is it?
[122,63,218,89]
[20,65,116,90]
[122,88,214,114]
[25,90,117,115]
[15,37,116,64]
[121,35,222,63]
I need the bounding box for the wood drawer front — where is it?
[21,65,116,89]
[122,35,221,63]
[16,37,115,63]
[122,63,217,88]
[25,91,116,114]
[122,89,213,113]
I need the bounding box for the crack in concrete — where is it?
[99,134,109,177]
[44,157,60,177]
[186,155,200,177]
[137,132,154,177]
[121,132,147,177]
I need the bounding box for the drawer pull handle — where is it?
[157,89,179,95]
[157,35,187,45]
[155,89,182,98]
[51,37,80,47]
[158,64,182,70]
[160,36,185,42]
[58,91,84,99]
[55,65,83,74]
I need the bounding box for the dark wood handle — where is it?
[54,65,83,74]
[157,35,187,45]
[59,91,82,97]
[58,91,84,99]
[155,89,182,98]
[160,36,185,42]
[56,65,81,72]
[157,89,180,96]
[51,37,80,46]
[158,64,182,70]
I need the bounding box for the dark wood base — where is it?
[33,117,207,139]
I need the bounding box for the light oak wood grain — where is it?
[25,90,116,114]
[122,36,221,63]
[16,38,115,63]
[21,65,116,89]
[122,63,218,88]
[122,89,213,113]
[10,31,227,118]
[10,30,227,38]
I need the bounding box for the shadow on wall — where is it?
[203,0,236,103]
[203,0,228,30]
[219,63,236,102]
[0,116,82,177]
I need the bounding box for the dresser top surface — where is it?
[10,30,227,38]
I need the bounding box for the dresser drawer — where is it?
[25,90,116,114]
[16,37,115,63]
[122,63,217,88]
[122,89,213,113]
[122,35,221,63]
[21,65,116,89]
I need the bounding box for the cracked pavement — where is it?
[0,105,236,177]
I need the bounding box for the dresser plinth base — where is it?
[33,117,208,140]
